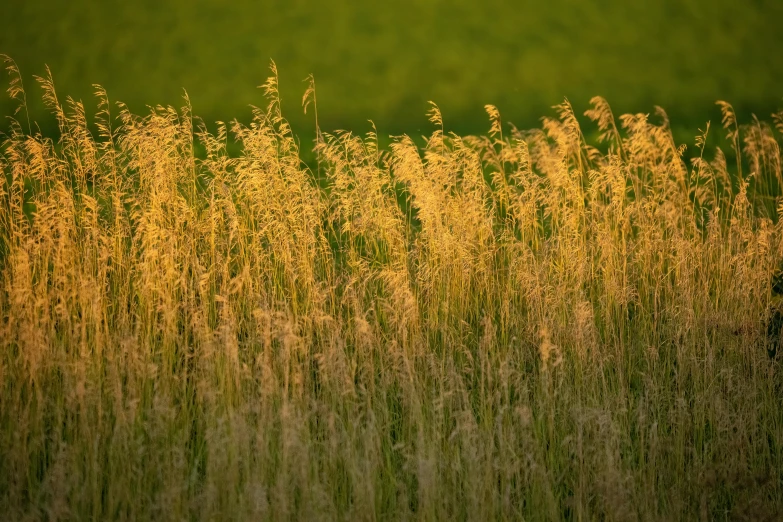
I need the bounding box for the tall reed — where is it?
[1,56,782,520]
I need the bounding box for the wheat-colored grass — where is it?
[1,56,783,520]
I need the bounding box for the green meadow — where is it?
[2,1,783,520]
[1,0,782,137]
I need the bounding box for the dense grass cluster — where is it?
[1,59,783,520]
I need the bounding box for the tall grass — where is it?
[1,56,783,520]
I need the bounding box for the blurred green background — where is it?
[1,0,781,140]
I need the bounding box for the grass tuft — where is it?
[1,61,783,520]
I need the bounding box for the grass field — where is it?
[1,57,783,520]
[1,0,783,138]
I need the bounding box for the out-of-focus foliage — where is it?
[1,0,781,136]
